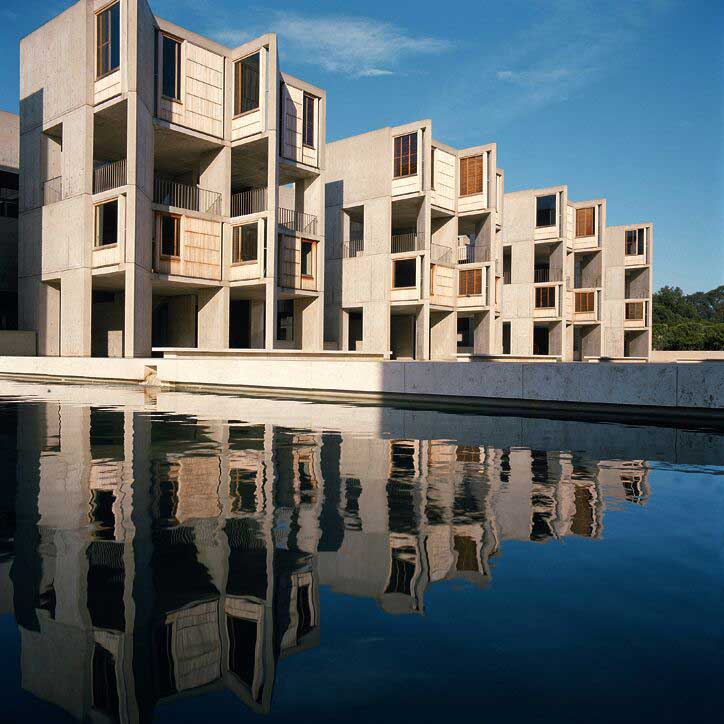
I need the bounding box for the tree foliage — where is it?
[652,285,724,350]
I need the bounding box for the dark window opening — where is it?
[301,240,315,276]
[536,194,556,227]
[277,299,294,341]
[227,617,257,688]
[232,224,258,263]
[96,3,120,78]
[457,316,472,350]
[625,228,645,256]
[533,325,550,355]
[296,584,313,637]
[393,258,416,288]
[95,199,118,247]
[159,214,180,257]
[502,321,511,354]
[92,644,120,718]
[162,35,181,100]
[234,53,260,116]
[303,93,315,147]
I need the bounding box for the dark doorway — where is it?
[230,299,251,348]
[391,314,416,360]
[533,325,549,356]
[348,310,363,351]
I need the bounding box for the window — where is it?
[393,258,416,288]
[457,316,472,349]
[536,194,556,227]
[393,133,417,178]
[162,35,181,100]
[458,268,482,296]
[575,291,595,313]
[503,247,511,284]
[277,299,294,341]
[460,155,483,196]
[158,214,180,257]
[303,94,315,147]
[535,286,556,309]
[0,171,19,218]
[301,240,315,276]
[95,200,118,247]
[625,228,646,256]
[626,301,644,320]
[576,207,595,237]
[96,3,120,78]
[234,53,260,116]
[232,224,258,263]
[502,322,511,354]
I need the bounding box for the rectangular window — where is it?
[232,224,258,263]
[303,94,315,147]
[535,286,556,309]
[576,207,595,237]
[503,247,511,284]
[95,199,118,247]
[536,194,557,227]
[234,53,260,116]
[301,240,316,276]
[162,35,181,100]
[458,268,482,296]
[277,299,294,341]
[575,291,595,313]
[0,170,19,219]
[457,316,472,349]
[625,301,644,320]
[159,214,180,257]
[393,258,417,288]
[502,322,511,355]
[460,155,483,196]
[625,228,646,256]
[96,3,120,78]
[393,133,417,178]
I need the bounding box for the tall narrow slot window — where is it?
[234,53,260,116]
[625,228,646,256]
[458,268,482,296]
[96,3,120,78]
[536,194,557,227]
[393,133,417,178]
[303,94,315,147]
[301,240,315,276]
[502,322,511,354]
[95,200,119,247]
[576,207,595,237]
[159,214,180,257]
[460,155,483,196]
[162,36,181,100]
[232,224,258,263]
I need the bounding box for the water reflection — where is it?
[0,381,721,722]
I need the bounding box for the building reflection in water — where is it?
[3,384,715,723]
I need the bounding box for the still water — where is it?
[0,380,721,723]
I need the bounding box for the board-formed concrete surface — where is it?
[0,356,721,414]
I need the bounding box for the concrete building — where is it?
[324,121,504,360]
[0,111,19,330]
[19,0,326,358]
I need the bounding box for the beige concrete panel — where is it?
[60,268,91,356]
[124,263,152,357]
[197,286,229,348]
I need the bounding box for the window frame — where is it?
[233,52,261,118]
[393,132,418,179]
[300,239,317,278]
[625,301,645,321]
[96,2,121,80]
[94,198,119,249]
[161,33,182,102]
[302,93,315,149]
[535,194,557,228]
[575,206,595,238]
[231,223,259,265]
[158,212,181,259]
[392,257,417,289]
[625,228,646,256]
[459,154,484,197]
[535,285,556,309]
[575,291,595,313]
[458,268,482,297]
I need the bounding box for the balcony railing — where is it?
[430,243,453,266]
[391,233,424,254]
[574,275,602,289]
[457,244,490,264]
[93,159,127,194]
[154,177,222,215]
[43,176,62,205]
[231,187,267,217]
[343,239,364,258]
[278,207,318,235]
[534,267,564,283]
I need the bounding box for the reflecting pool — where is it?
[0,380,721,723]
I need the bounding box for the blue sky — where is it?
[1,0,722,292]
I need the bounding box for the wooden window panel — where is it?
[535,286,556,309]
[575,291,594,313]
[576,207,595,237]
[232,225,258,263]
[303,94,315,148]
[394,133,417,178]
[626,302,644,320]
[96,3,120,78]
[458,269,481,296]
[460,155,483,196]
[234,53,260,116]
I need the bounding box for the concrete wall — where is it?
[0,331,36,356]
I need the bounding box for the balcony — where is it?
[231,187,267,217]
[534,267,563,284]
[573,291,598,321]
[343,239,364,258]
[391,232,424,255]
[573,275,602,289]
[430,243,453,266]
[43,176,62,205]
[93,159,127,194]
[457,243,490,265]
[154,177,222,216]
[278,207,318,235]
[625,300,648,327]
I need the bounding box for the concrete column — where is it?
[264,282,276,350]
[60,268,92,357]
[250,300,265,348]
[416,303,430,360]
[124,264,152,357]
[197,286,230,349]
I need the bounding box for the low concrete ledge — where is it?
[0,356,150,383]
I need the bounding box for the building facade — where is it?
[18,1,652,361]
[19,0,326,358]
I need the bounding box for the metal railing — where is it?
[430,243,453,266]
[391,232,424,254]
[43,176,63,205]
[574,275,602,289]
[154,177,222,215]
[93,159,127,194]
[278,207,318,235]
[343,239,364,258]
[231,187,267,217]
[457,244,490,264]
[534,267,564,283]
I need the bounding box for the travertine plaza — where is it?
[17,0,652,362]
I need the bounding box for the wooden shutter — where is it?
[458,269,482,296]
[576,207,594,237]
[460,156,483,196]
